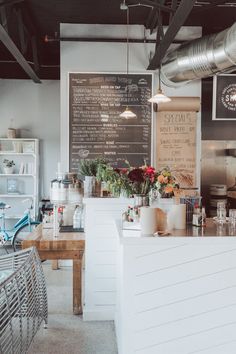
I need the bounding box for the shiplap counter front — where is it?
[83,197,131,321]
[115,220,236,354]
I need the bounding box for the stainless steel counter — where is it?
[117,218,236,246]
[162,218,236,237]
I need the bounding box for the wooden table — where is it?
[22,224,85,315]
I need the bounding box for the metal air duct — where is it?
[161,22,236,87]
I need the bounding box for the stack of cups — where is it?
[140,207,157,235]
[139,203,187,235]
[167,204,186,230]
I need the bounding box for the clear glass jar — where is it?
[217,201,226,224]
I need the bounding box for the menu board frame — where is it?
[212,74,236,120]
[68,72,154,170]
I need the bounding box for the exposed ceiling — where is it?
[0,0,235,82]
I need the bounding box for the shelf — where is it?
[4,215,21,219]
[0,174,35,177]
[0,138,38,141]
[0,152,36,156]
[0,194,34,198]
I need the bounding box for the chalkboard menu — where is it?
[69,73,152,171]
[213,74,236,120]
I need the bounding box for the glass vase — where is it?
[84,176,96,198]
[134,194,149,208]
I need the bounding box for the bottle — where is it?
[201,206,206,227]
[73,205,82,229]
[227,177,236,209]
[127,206,131,222]
[192,203,201,227]
[80,205,85,229]
[133,206,139,223]
[129,207,134,222]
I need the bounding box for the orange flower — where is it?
[157,175,165,183]
[163,176,168,184]
[164,185,173,194]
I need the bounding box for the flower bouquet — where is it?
[156,167,179,198]
[97,161,158,198]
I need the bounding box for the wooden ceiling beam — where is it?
[0,23,41,82]
[147,0,197,70]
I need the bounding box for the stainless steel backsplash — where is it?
[201,140,236,214]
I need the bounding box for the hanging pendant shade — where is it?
[148,88,171,104]
[148,14,171,106]
[119,5,136,119]
[120,106,137,118]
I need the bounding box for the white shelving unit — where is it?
[0,138,39,221]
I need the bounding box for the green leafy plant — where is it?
[3,159,15,167]
[79,158,107,177]
[97,161,158,197]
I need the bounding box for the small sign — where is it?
[212,74,236,120]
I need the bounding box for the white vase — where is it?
[4,166,14,174]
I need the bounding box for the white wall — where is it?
[60,23,201,178]
[0,79,60,197]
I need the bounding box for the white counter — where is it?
[115,220,236,354]
[83,197,131,321]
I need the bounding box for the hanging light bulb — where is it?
[120,5,136,119]
[148,7,171,106]
[148,67,171,104]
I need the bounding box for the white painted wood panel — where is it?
[83,198,130,320]
[115,225,236,354]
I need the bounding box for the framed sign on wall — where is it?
[212,74,236,120]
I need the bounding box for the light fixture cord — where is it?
[158,7,161,92]
[126,6,129,106]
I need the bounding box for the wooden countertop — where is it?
[22,224,85,251]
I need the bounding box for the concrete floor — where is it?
[28,262,118,354]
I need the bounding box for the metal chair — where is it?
[0,247,48,354]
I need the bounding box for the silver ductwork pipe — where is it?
[161,22,236,87]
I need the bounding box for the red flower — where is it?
[114,168,121,174]
[145,166,155,175]
[128,168,144,183]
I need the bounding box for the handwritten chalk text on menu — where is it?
[69,73,152,170]
[156,111,197,188]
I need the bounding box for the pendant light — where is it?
[148,7,171,105]
[120,5,136,119]
[148,64,171,104]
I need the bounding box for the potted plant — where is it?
[78,158,106,197]
[3,159,15,174]
[97,161,158,206]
